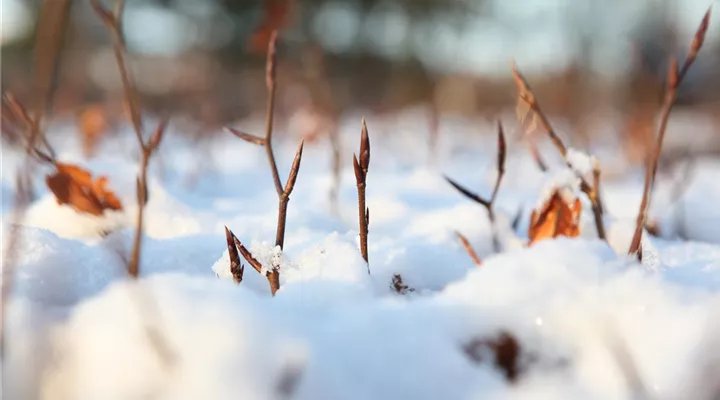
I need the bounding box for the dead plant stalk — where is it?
[89,0,175,367]
[445,121,506,255]
[225,31,305,295]
[511,64,606,240]
[91,0,166,277]
[353,119,371,271]
[628,7,711,259]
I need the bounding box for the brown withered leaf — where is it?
[46,163,123,216]
[528,190,581,245]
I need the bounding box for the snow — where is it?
[534,167,581,210]
[566,147,597,181]
[3,109,720,399]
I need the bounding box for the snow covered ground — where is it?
[2,107,720,399]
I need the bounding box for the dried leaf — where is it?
[528,190,581,245]
[46,163,123,216]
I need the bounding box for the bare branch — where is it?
[629,8,711,258]
[445,123,506,252]
[490,121,506,206]
[456,231,482,266]
[264,30,283,196]
[148,117,168,153]
[232,236,264,275]
[224,127,266,146]
[444,176,491,208]
[90,0,144,147]
[128,118,168,277]
[223,30,301,296]
[353,120,371,271]
[275,140,305,249]
[283,140,305,195]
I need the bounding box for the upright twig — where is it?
[628,8,711,260]
[92,0,167,277]
[90,0,174,367]
[511,63,607,240]
[352,119,371,271]
[90,0,143,145]
[445,121,506,252]
[224,31,305,295]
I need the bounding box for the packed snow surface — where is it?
[2,107,720,399]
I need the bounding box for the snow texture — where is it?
[3,108,720,399]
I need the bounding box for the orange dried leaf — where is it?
[528,190,581,245]
[46,163,123,216]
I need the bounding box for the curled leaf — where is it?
[528,190,581,245]
[46,163,123,216]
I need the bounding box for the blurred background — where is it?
[2,0,720,164]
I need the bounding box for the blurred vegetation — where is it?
[2,0,719,152]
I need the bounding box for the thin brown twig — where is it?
[224,31,305,295]
[264,30,283,197]
[628,7,711,259]
[91,0,168,276]
[589,158,606,239]
[90,0,175,367]
[2,94,56,165]
[352,119,371,271]
[224,127,266,146]
[445,121,506,252]
[511,63,606,240]
[455,231,482,266]
[90,0,143,146]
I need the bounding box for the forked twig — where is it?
[352,119,371,271]
[455,231,482,266]
[628,8,711,260]
[224,31,305,295]
[445,121,506,252]
[91,0,168,276]
[91,0,174,367]
[511,64,606,240]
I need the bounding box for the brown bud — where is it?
[496,121,506,175]
[359,118,370,173]
[690,7,712,57]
